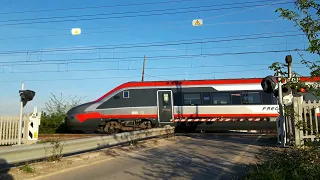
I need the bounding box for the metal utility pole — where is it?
[18,82,24,145]
[277,70,286,147]
[286,55,293,80]
[141,55,146,82]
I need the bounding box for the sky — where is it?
[0,0,316,115]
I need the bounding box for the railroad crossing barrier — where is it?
[0,106,41,146]
[0,126,174,165]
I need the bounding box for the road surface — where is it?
[28,134,272,180]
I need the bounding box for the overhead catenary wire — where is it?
[0,0,291,26]
[0,49,305,65]
[0,19,284,41]
[0,1,286,23]
[1,41,308,64]
[0,31,304,56]
[0,66,309,83]
[0,62,307,74]
[0,0,283,15]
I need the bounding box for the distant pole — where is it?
[277,71,286,147]
[18,82,24,145]
[285,55,293,80]
[142,55,146,81]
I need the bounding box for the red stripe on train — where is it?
[94,77,320,102]
[94,78,263,102]
[76,112,158,122]
[76,112,280,122]
[173,113,279,118]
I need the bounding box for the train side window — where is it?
[163,93,170,105]
[272,95,278,104]
[261,91,272,104]
[212,92,230,105]
[202,92,211,105]
[123,91,129,98]
[231,92,242,105]
[183,93,201,105]
[241,92,261,104]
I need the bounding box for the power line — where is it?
[0,41,307,63]
[0,67,308,83]
[1,63,306,74]
[0,49,305,66]
[0,0,200,15]
[0,19,284,41]
[0,0,284,15]
[0,49,305,64]
[0,1,281,23]
[0,31,304,55]
[0,1,291,26]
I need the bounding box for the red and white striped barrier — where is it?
[171,118,268,122]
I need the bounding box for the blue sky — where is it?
[0,0,315,115]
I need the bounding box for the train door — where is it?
[157,90,174,123]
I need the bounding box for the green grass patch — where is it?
[19,163,35,173]
[244,146,320,180]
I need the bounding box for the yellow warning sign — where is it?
[71,28,81,35]
[192,19,203,26]
[34,132,38,139]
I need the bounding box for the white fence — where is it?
[0,116,28,145]
[284,96,320,146]
[0,108,41,146]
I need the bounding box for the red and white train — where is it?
[65,77,319,133]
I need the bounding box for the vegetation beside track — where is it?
[244,1,320,179]
[39,93,85,134]
[244,144,320,180]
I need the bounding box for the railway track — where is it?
[38,133,105,142]
[38,129,277,142]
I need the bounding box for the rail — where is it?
[0,126,174,166]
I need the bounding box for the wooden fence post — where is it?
[293,96,303,146]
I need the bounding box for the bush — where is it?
[39,93,85,134]
[39,112,69,134]
[245,146,320,180]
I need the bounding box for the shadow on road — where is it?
[0,159,13,180]
[122,135,275,180]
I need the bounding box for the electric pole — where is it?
[142,55,146,81]
[286,55,293,80]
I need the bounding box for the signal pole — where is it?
[141,55,146,82]
[277,70,286,147]
[18,82,24,145]
[286,55,293,80]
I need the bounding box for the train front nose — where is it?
[65,102,93,131]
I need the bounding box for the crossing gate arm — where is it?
[171,118,274,122]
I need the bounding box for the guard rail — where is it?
[0,126,174,165]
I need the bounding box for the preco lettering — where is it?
[262,106,279,111]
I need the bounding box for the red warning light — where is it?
[300,88,306,93]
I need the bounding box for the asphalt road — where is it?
[35,134,271,180]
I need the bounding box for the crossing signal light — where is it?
[298,87,307,93]
[273,85,292,98]
[261,75,277,93]
[19,90,35,107]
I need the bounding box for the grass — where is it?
[244,145,320,180]
[19,163,35,174]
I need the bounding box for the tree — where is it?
[39,93,86,134]
[44,93,85,115]
[271,0,320,142]
[270,0,320,95]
